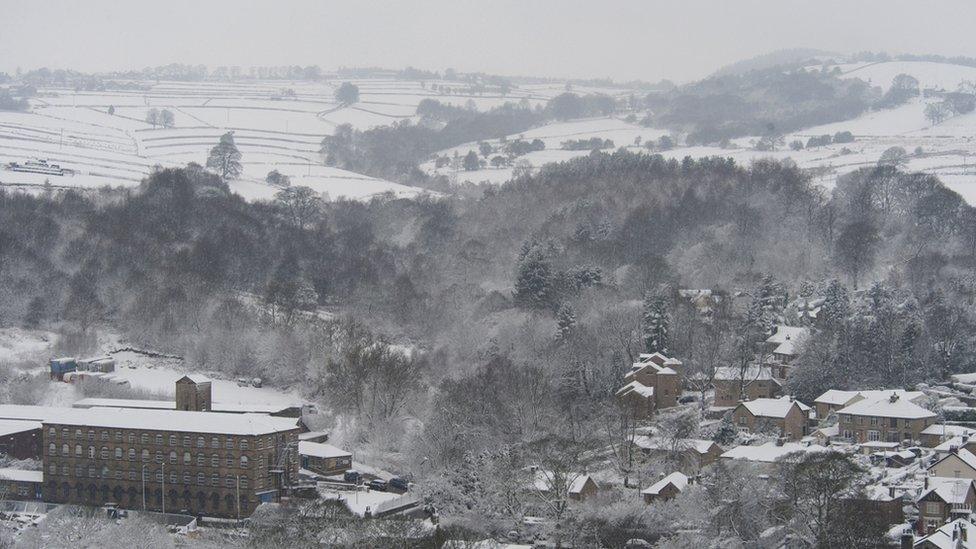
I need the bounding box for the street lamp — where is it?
[161,462,166,514]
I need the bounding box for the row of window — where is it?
[47,428,262,451]
[49,482,252,513]
[840,415,906,428]
[46,463,256,488]
[48,444,251,468]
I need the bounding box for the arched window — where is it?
[211,473,219,486]
[154,434,162,445]
[211,454,219,467]
[226,454,233,468]
[169,435,177,446]
[183,452,191,465]
[48,427,56,438]
[197,473,205,486]
[183,436,190,447]
[61,444,68,455]
[240,439,249,450]
[48,443,56,456]
[197,436,205,448]
[88,446,95,458]
[211,437,220,449]
[128,448,136,460]
[141,433,149,444]
[240,456,248,468]
[225,438,234,449]
[183,472,191,485]
[169,451,177,464]
[115,448,123,459]
[225,477,234,488]
[100,447,108,459]
[100,431,108,441]
[155,451,163,463]
[141,449,149,461]
[75,444,82,457]
[240,476,249,489]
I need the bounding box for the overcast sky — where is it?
[3,0,976,83]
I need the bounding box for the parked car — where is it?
[368,479,387,491]
[343,470,361,484]
[389,477,409,491]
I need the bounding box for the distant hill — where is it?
[712,48,842,77]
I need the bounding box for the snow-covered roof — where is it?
[740,396,810,419]
[0,405,300,436]
[714,365,780,383]
[298,430,329,441]
[615,380,654,399]
[837,395,936,420]
[721,442,829,463]
[933,436,976,453]
[531,470,595,495]
[919,477,975,505]
[73,397,294,414]
[922,424,976,437]
[625,354,679,379]
[0,419,41,437]
[633,436,718,455]
[765,326,809,356]
[913,519,976,549]
[813,425,839,438]
[0,468,42,483]
[931,448,976,473]
[298,441,350,459]
[642,472,688,496]
[637,352,682,367]
[178,374,211,384]
[814,389,924,407]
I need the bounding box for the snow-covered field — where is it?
[1,77,557,202]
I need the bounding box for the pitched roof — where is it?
[720,442,829,463]
[642,472,688,495]
[0,468,42,483]
[913,519,976,549]
[178,374,211,384]
[740,397,810,419]
[923,424,976,437]
[837,395,936,420]
[0,405,299,436]
[633,436,719,455]
[814,389,925,407]
[931,448,976,473]
[765,326,810,356]
[919,477,975,506]
[530,469,595,495]
[0,419,41,437]
[298,441,351,459]
[626,354,679,379]
[615,380,654,399]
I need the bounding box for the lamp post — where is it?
[236,475,241,521]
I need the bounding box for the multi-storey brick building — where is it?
[731,396,810,441]
[712,365,783,408]
[39,407,301,518]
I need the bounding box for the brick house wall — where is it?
[0,428,42,460]
[713,379,782,408]
[41,423,300,518]
[732,404,806,441]
[838,414,935,444]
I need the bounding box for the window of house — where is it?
[141,434,149,445]
[48,427,56,438]
[197,437,204,448]
[155,451,163,463]
[129,471,137,481]
[61,428,68,439]
[183,472,191,485]
[197,473,205,485]
[184,452,191,465]
[226,455,233,468]
[62,444,68,455]
[88,446,95,458]
[211,473,219,486]
[240,477,249,489]
[226,438,234,449]
[128,448,136,460]
[169,435,177,446]
[75,466,83,477]
[870,417,878,426]
[169,451,177,464]
[115,431,122,442]
[115,448,123,459]
[142,449,149,461]
[868,430,880,442]
[240,456,249,468]
[211,437,220,449]
[88,430,95,441]
[88,467,95,478]
[226,477,234,488]
[100,447,108,459]
[155,434,163,445]
[170,472,177,484]
[926,502,941,514]
[211,454,219,467]
[75,429,82,438]
[240,440,248,451]
[183,436,190,447]
[115,470,123,480]
[48,463,57,475]
[128,432,135,443]
[48,443,56,456]
[101,431,108,441]
[197,453,205,466]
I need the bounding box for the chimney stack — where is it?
[890,393,900,403]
